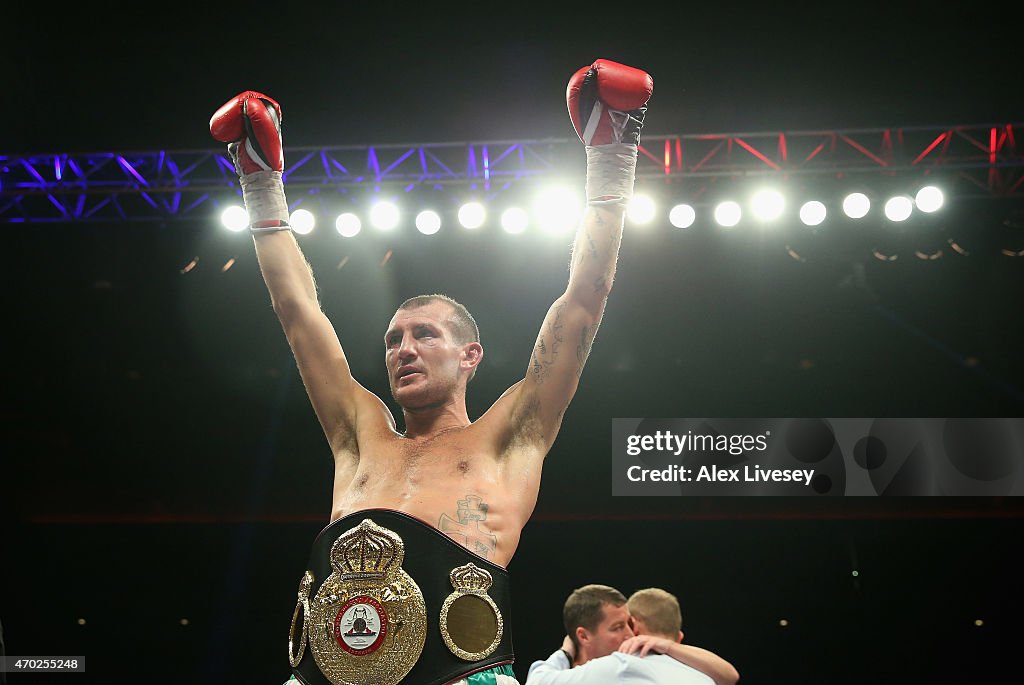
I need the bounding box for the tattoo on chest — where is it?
[439,494,497,559]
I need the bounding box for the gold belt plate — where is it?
[290,519,427,685]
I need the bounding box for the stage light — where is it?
[884,195,914,222]
[290,208,315,235]
[335,212,362,237]
[799,201,827,226]
[842,192,871,219]
[750,189,785,221]
[626,193,656,225]
[458,202,486,229]
[915,185,944,213]
[370,201,400,231]
[534,185,583,235]
[415,210,442,235]
[221,205,249,232]
[669,203,696,229]
[713,201,742,228]
[501,207,529,234]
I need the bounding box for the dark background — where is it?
[3,2,1023,684]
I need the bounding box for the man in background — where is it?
[527,584,739,685]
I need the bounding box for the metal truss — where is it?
[1,123,1020,224]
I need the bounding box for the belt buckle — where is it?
[292,518,428,685]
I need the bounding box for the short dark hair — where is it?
[398,294,481,380]
[398,293,479,344]
[563,584,627,653]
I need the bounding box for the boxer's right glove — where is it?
[566,59,653,205]
[210,91,290,232]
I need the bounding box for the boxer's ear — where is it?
[461,342,483,369]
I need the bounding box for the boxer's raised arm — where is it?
[211,92,377,455]
[504,60,653,454]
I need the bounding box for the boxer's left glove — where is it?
[209,91,290,231]
[210,91,284,175]
[566,59,653,205]
[567,59,652,147]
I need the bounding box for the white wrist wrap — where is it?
[239,171,291,231]
[585,143,638,205]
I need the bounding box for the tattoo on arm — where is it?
[586,229,598,260]
[576,324,595,378]
[438,494,497,559]
[531,303,565,384]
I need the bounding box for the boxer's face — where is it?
[385,302,467,410]
[582,602,634,660]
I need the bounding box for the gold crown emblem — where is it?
[330,519,405,580]
[449,563,493,593]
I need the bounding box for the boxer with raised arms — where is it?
[210,58,653,685]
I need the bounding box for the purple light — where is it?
[322,150,350,176]
[491,144,520,166]
[84,196,113,220]
[381,148,416,177]
[55,156,63,181]
[46,194,67,216]
[368,147,380,181]
[21,160,45,185]
[483,145,490,191]
[329,156,349,174]
[116,156,148,186]
[185,194,208,213]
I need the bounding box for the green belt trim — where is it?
[284,663,516,685]
[464,663,517,684]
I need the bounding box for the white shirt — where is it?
[527,649,716,685]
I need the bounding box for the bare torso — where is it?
[329,413,545,568]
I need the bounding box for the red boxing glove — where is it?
[566,59,653,146]
[209,91,284,175]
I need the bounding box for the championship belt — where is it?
[288,509,514,685]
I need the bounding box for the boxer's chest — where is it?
[332,432,510,555]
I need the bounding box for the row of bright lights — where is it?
[221,186,946,236]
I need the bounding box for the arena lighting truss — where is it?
[1,123,1021,225]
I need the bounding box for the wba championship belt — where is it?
[288,509,514,685]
